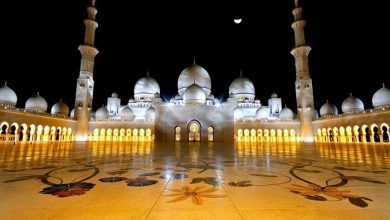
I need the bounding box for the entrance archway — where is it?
[188,120,201,142]
[175,127,181,141]
[208,126,214,141]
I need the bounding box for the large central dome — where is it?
[178,63,211,96]
[134,76,160,96]
[134,75,160,102]
[229,76,255,96]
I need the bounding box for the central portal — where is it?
[188,120,201,142]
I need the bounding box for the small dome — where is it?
[178,63,211,96]
[128,99,135,103]
[145,107,155,121]
[280,106,294,120]
[372,84,390,107]
[51,100,70,116]
[271,93,278,98]
[233,107,244,120]
[320,101,338,117]
[256,107,269,119]
[183,84,206,101]
[174,94,182,100]
[119,106,133,120]
[134,76,160,96]
[207,93,215,100]
[70,108,75,118]
[229,76,255,97]
[111,92,119,98]
[25,93,48,112]
[342,94,364,113]
[95,105,109,120]
[0,82,17,107]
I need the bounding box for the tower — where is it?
[74,0,99,141]
[290,0,314,142]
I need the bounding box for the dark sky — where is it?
[2,0,389,112]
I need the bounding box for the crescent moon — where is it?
[234,18,242,24]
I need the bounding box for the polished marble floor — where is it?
[0,141,389,220]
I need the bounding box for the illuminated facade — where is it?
[0,1,389,144]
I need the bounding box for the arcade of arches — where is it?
[89,128,154,142]
[1,120,389,144]
[0,121,72,143]
[235,128,298,142]
[0,121,155,143]
[316,123,389,143]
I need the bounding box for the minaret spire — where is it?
[290,0,315,142]
[74,0,99,141]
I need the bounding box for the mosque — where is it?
[0,1,389,144]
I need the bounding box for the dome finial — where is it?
[350,92,353,97]
[240,69,243,77]
[193,56,196,65]
[146,69,150,77]
[4,81,7,87]
[91,0,96,6]
[60,98,62,102]
[37,91,40,96]
[383,82,386,88]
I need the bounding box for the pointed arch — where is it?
[361,125,370,143]
[237,129,243,142]
[19,123,27,142]
[208,126,214,141]
[175,126,181,141]
[380,123,389,142]
[93,128,99,141]
[371,124,380,142]
[1,122,9,141]
[188,120,201,142]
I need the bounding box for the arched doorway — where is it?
[188,120,201,142]
[1,123,8,141]
[382,126,389,142]
[364,126,371,143]
[208,126,214,141]
[175,127,181,141]
[372,126,380,142]
[1,124,7,134]
[55,128,61,141]
[19,126,24,141]
[329,129,333,142]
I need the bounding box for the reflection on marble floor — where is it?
[0,141,389,219]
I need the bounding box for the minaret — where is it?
[290,0,314,142]
[74,0,99,141]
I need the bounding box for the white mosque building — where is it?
[0,1,389,144]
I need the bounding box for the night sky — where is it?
[2,0,389,112]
